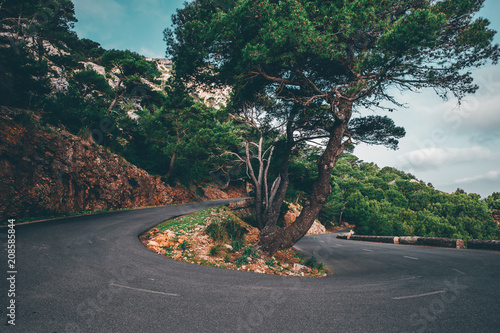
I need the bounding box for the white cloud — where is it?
[455,169,500,184]
[382,65,500,145]
[399,146,499,170]
[447,65,500,133]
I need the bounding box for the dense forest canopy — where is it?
[323,154,499,240]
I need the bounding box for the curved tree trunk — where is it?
[259,117,295,234]
[258,113,352,255]
[164,152,176,182]
[260,150,292,235]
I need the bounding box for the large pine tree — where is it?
[166,0,499,254]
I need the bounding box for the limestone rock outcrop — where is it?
[282,202,327,234]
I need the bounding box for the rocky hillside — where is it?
[0,108,174,221]
[0,13,238,222]
[54,56,230,113]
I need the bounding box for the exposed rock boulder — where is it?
[307,220,327,235]
[284,210,297,225]
[282,202,326,234]
[283,202,301,226]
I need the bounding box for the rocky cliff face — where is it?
[0,111,174,221]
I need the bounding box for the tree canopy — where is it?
[0,0,78,107]
[166,0,499,254]
[137,79,241,182]
[167,0,498,105]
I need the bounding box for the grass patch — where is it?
[204,215,248,242]
[303,256,324,271]
[265,258,275,267]
[243,246,258,258]
[179,241,191,251]
[235,255,248,266]
[230,239,245,252]
[156,207,217,232]
[209,244,225,256]
[205,222,227,242]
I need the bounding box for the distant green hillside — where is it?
[315,154,500,241]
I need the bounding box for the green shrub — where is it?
[235,255,248,266]
[223,217,248,240]
[243,246,257,258]
[128,177,138,188]
[304,256,324,270]
[13,109,39,129]
[265,258,275,267]
[230,239,245,252]
[205,222,227,242]
[209,244,224,256]
[205,216,248,242]
[179,241,191,251]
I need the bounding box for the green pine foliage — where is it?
[317,155,499,241]
[134,79,242,182]
[0,0,78,108]
[485,193,500,211]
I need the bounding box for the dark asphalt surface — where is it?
[1,199,499,332]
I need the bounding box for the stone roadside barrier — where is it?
[350,235,396,244]
[336,233,351,240]
[398,236,464,249]
[337,234,465,249]
[467,239,500,251]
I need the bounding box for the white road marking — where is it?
[453,268,466,275]
[362,249,374,252]
[404,256,419,260]
[392,290,445,300]
[110,283,180,297]
[357,276,419,288]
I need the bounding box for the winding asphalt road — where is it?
[1,199,499,332]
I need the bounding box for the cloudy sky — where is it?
[72,0,500,198]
